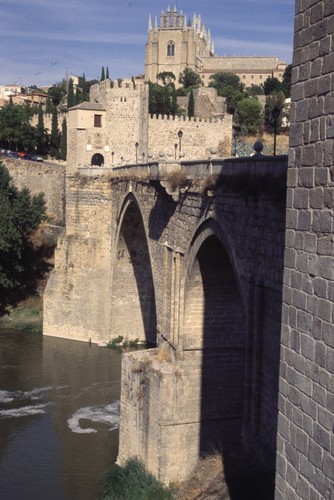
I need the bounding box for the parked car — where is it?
[26,153,43,162]
[7,151,20,159]
[31,154,43,162]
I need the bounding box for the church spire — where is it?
[148,15,152,32]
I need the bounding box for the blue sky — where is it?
[0,0,295,88]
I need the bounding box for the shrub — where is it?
[167,171,188,191]
[98,458,174,499]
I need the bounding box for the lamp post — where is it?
[142,152,145,162]
[111,151,114,166]
[174,143,178,160]
[272,106,280,156]
[135,142,139,163]
[178,129,183,158]
[232,130,240,157]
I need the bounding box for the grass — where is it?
[0,295,43,332]
[98,458,174,500]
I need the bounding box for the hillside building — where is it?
[145,6,286,88]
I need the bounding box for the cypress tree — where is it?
[187,90,195,118]
[106,66,109,80]
[60,118,67,160]
[45,96,52,114]
[67,78,75,109]
[101,66,105,81]
[82,73,87,102]
[50,106,59,158]
[171,83,178,115]
[75,87,80,105]
[35,104,46,154]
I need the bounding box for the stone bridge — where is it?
[44,155,287,482]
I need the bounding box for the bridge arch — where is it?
[181,217,247,454]
[110,193,157,344]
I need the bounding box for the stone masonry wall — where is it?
[2,158,65,224]
[44,156,287,482]
[148,114,232,160]
[275,1,334,499]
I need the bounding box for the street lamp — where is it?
[174,143,178,160]
[178,129,183,157]
[111,151,114,166]
[135,142,139,163]
[272,106,280,156]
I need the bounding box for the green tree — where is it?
[101,66,105,81]
[106,66,110,80]
[187,90,195,118]
[67,78,75,109]
[47,81,66,106]
[209,73,246,114]
[157,71,176,87]
[209,72,244,93]
[281,64,292,98]
[262,76,282,96]
[60,117,67,160]
[35,104,48,154]
[50,106,60,157]
[178,68,202,91]
[45,95,52,114]
[264,91,286,133]
[248,84,264,96]
[81,73,87,102]
[0,162,46,314]
[236,97,263,135]
[148,79,178,116]
[0,100,36,151]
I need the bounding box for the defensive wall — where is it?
[275,1,334,499]
[1,157,65,225]
[44,154,287,483]
[67,79,232,171]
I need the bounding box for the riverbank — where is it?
[0,295,43,331]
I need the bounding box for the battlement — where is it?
[149,114,226,124]
[90,78,147,104]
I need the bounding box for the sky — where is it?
[0,0,295,88]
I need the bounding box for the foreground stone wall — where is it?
[275,1,334,499]
[2,158,65,224]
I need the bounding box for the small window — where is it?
[167,41,175,57]
[259,75,263,80]
[251,75,254,79]
[94,114,102,127]
[243,75,246,79]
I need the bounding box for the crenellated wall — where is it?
[66,79,232,172]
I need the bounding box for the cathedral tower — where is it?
[144,6,213,85]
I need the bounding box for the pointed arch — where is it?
[111,193,157,344]
[167,41,175,57]
[181,217,247,453]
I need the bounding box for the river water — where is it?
[0,329,123,500]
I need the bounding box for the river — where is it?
[0,329,123,500]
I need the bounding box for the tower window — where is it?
[167,41,175,57]
[94,114,102,127]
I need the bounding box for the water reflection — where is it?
[0,330,122,500]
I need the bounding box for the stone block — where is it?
[297,210,312,231]
[309,187,324,208]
